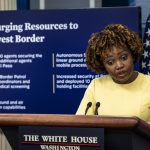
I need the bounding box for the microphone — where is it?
[94,102,100,115]
[85,102,92,115]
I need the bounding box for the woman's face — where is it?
[102,46,136,84]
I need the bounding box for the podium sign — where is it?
[19,126,104,150]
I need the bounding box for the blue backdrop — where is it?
[0,7,141,114]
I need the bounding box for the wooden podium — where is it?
[0,114,150,150]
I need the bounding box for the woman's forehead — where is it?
[101,46,130,57]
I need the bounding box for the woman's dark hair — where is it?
[86,24,143,73]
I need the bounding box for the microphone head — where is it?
[96,102,100,107]
[87,102,92,107]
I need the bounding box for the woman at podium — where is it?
[76,24,150,124]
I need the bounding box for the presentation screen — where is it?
[0,7,141,114]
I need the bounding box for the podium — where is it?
[0,114,150,150]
